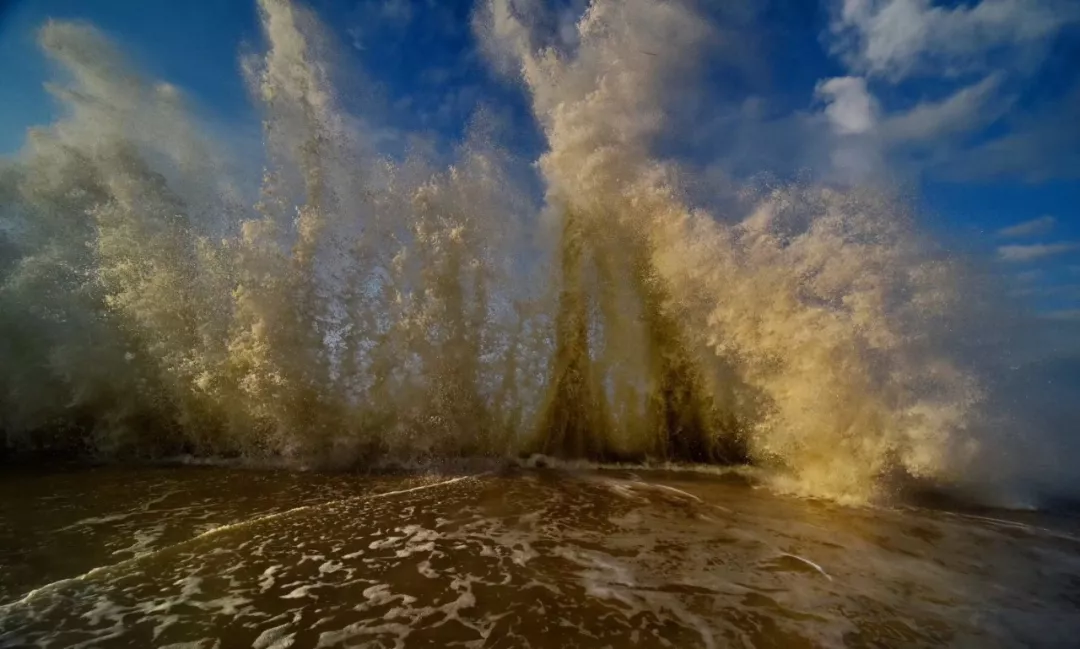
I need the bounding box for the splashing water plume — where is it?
[0,0,1002,503]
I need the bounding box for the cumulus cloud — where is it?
[998,215,1056,238]
[814,0,1080,185]
[830,0,1080,80]
[808,73,1010,182]
[802,77,883,182]
[998,242,1080,262]
[816,76,877,135]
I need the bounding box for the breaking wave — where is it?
[0,0,1067,503]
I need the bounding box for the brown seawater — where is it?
[2,466,1079,648]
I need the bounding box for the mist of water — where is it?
[0,0,1068,503]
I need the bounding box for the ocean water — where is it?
[2,465,1079,648]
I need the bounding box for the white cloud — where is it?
[880,73,1005,145]
[940,83,1080,182]
[1013,282,1080,301]
[816,0,1080,184]
[998,215,1056,238]
[831,0,1079,80]
[811,76,887,182]
[808,73,1009,182]
[816,76,877,135]
[345,0,421,52]
[1040,309,1080,322]
[1013,269,1044,283]
[998,242,1080,262]
[346,26,365,50]
[379,0,414,24]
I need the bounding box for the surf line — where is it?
[0,474,482,612]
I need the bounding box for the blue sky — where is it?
[2,0,1079,315]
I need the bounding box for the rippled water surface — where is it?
[2,466,1079,648]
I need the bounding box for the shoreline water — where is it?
[2,465,1079,647]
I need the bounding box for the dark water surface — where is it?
[2,466,1079,648]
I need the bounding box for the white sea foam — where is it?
[252,623,296,649]
[0,475,479,612]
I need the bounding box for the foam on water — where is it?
[7,468,1079,647]
[0,474,477,613]
[253,623,297,649]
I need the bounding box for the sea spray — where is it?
[0,0,991,501]
[476,0,982,498]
